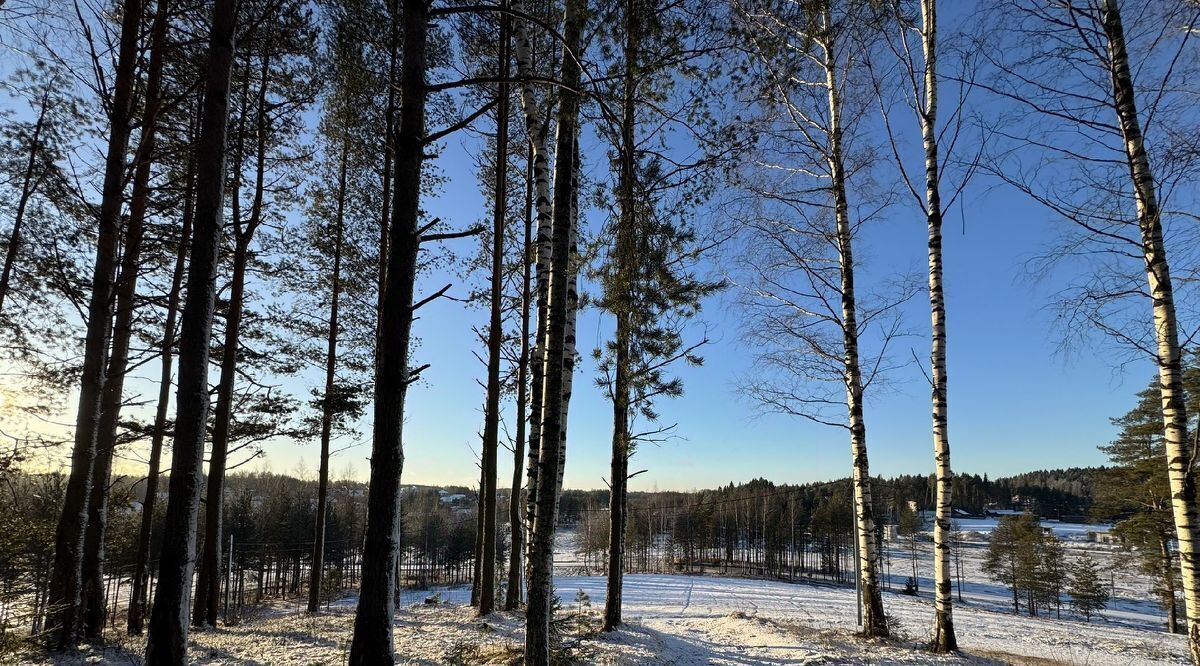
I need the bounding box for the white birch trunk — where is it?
[918,0,956,651]
[1099,1,1200,661]
[552,130,580,524]
[821,4,888,638]
[511,7,554,574]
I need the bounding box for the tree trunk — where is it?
[511,0,555,579]
[0,90,50,315]
[81,0,171,638]
[1099,1,1199,660]
[821,3,887,639]
[309,137,349,614]
[604,0,636,630]
[347,0,426,658]
[505,144,534,611]
[46,0,143,648]
[918,0,956,652]
[194,42,271,629]
[525,0,584,661]
[478,0,511,618]
[377,0,398,338]
[144,0,239,659]
[129,106,195,635]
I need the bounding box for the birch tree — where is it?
[733,0,908,639]
[520,0,586,657]
[978,1,1200,657]
[871,0,981,650]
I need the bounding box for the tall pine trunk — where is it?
[81,0,171,637]
[478,0,511,617]
[821,3,886,639]
[308,137,349,614]
[194,43,271,628]
[348,0,426,658]
[127,139,194,635]
[917,0,956,652]
[603,0,636,630]
[144,0,239,659]
[525,0,584,660]
[1099,1,1199,660]
[506,144,534,611]
[45,0,143,648]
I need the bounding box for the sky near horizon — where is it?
[1,3,1173,494]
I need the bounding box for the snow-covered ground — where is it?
[33,571,1186,664]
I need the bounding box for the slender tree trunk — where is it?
[919,0,955,651]
[144,0,239,659]
[1163,538,1181,634]
[551,123,580,527]
[46,0,143,648]
[129,111,195,635]
[506,144,534,611]
[195,43,271,628]
[525,0,584,661]
[0,91,49,315]
[820,4,887,639]
[377,0,398,331]
[604,0,636,630]
[473,463,485,606]
[1099,2,1199,660]
[348,0,426,658]
[478,0,511,617]
[511,2,555,579]
[309,138,349,614]
[81,0,171,638]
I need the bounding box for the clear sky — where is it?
[255,129,1153,492]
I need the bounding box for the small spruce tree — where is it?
[1067,552,1110,622]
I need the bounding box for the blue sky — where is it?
[1,4,1164,493]
[259,128,1153,492]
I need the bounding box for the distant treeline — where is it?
[0,466,1095,638]
[558,467,1100,524]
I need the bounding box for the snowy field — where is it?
[33,571,1186,665]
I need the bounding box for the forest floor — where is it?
[26,572,1188,665]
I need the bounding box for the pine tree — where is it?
[145,0,241,658]
[1068,552,1110,622]
[1093,356,1199,633]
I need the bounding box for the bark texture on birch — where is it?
[917,0,956,652]
[525,0,584,660]
[1099,1,1199,660]
[347,0,426,658]
[46,0,143,648]
[511,2,554,580]
[820,3,887,639]
[145,0,239,660]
